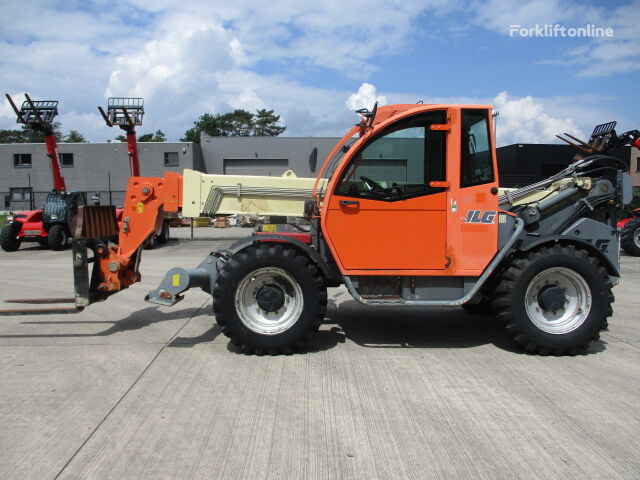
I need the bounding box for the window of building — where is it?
[460,109,495,188]
[13,153,32,168]
[164,152,179,167]
[10,187,32,201]
[59,152,74,167]
[636,157,640,172]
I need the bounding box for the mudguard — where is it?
[228,233,340,283]
[518,235,620,278]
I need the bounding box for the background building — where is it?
[496,144,636,188]
[199,134,338,177]
[1,141,203,209]
[1,137,638,212]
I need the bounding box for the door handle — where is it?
[339,200,359,206]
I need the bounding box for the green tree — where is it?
[222,109,255,136]
[152,129,166,142]
[115,129,166,142]
[0,123,62,143]
[181,109,286,143]
[64,130,86,143]
[138,129,166,142]
[0,129,28,143]
[254,109,286,136]
[181,113,228,142]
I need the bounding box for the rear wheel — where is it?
[212,244,327,355]
[492,244,612,355]
[0,223,22,252]
[621,218,640,256]
[145,234,158,250]
[157,220,170,244]
[47,224,69,250]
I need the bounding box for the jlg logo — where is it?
[464,210,497,224]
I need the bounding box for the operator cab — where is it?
[321,104,499,275]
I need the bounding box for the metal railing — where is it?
[1,190,127,212]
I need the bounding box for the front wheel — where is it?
[621,218,640,256]
[0,223,22,252]
[492,244,612,355]
[47,224,69,250]
[212,244,327,355]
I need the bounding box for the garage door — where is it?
[223,159,289,176]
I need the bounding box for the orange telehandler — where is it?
[4,103,638,355]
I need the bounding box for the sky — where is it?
[0,0,638,146]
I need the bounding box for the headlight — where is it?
[50,214,58,220]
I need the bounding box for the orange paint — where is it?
[95,173,183,292]
[321,104,499,277]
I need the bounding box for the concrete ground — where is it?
[0,236,638,480]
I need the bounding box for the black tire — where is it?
[212,244,327,355]
[462,297,493,314]
[621,218,640,256]
[47,224,69,250]
[0,223,22,252]
[157,220,170,244]
[492,244,612,355]
[145,234,157,250]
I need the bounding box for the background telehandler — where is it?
[97,97,170,247]
[0,94,86,251]
[3,103,638,356]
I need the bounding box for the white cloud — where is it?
[0,0,630,145]
[345,83,388,111]
[492,91,585,145]
[57,112,106,141]
[372,87,599,146]
[473,0,640,77]
[0,94,24,125]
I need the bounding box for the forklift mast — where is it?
[98,97,144,177]
[5,93,66,192]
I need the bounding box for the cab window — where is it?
[335,111,446,201]
[461,109,494,188]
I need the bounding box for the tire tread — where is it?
[492,244,612,355]
[212,245,326,355]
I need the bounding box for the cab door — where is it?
[323,111,449,271]
[455,108,499,271]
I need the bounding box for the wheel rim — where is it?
[524,267,592,334]
[60,230,67,245]
[634,226,640,248]
[234,267,304,335]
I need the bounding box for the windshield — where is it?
[316,136,359,201]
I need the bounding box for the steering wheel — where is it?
[360,175,385,193]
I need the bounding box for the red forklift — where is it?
[97,97,169,247]
[1,94,86,251]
